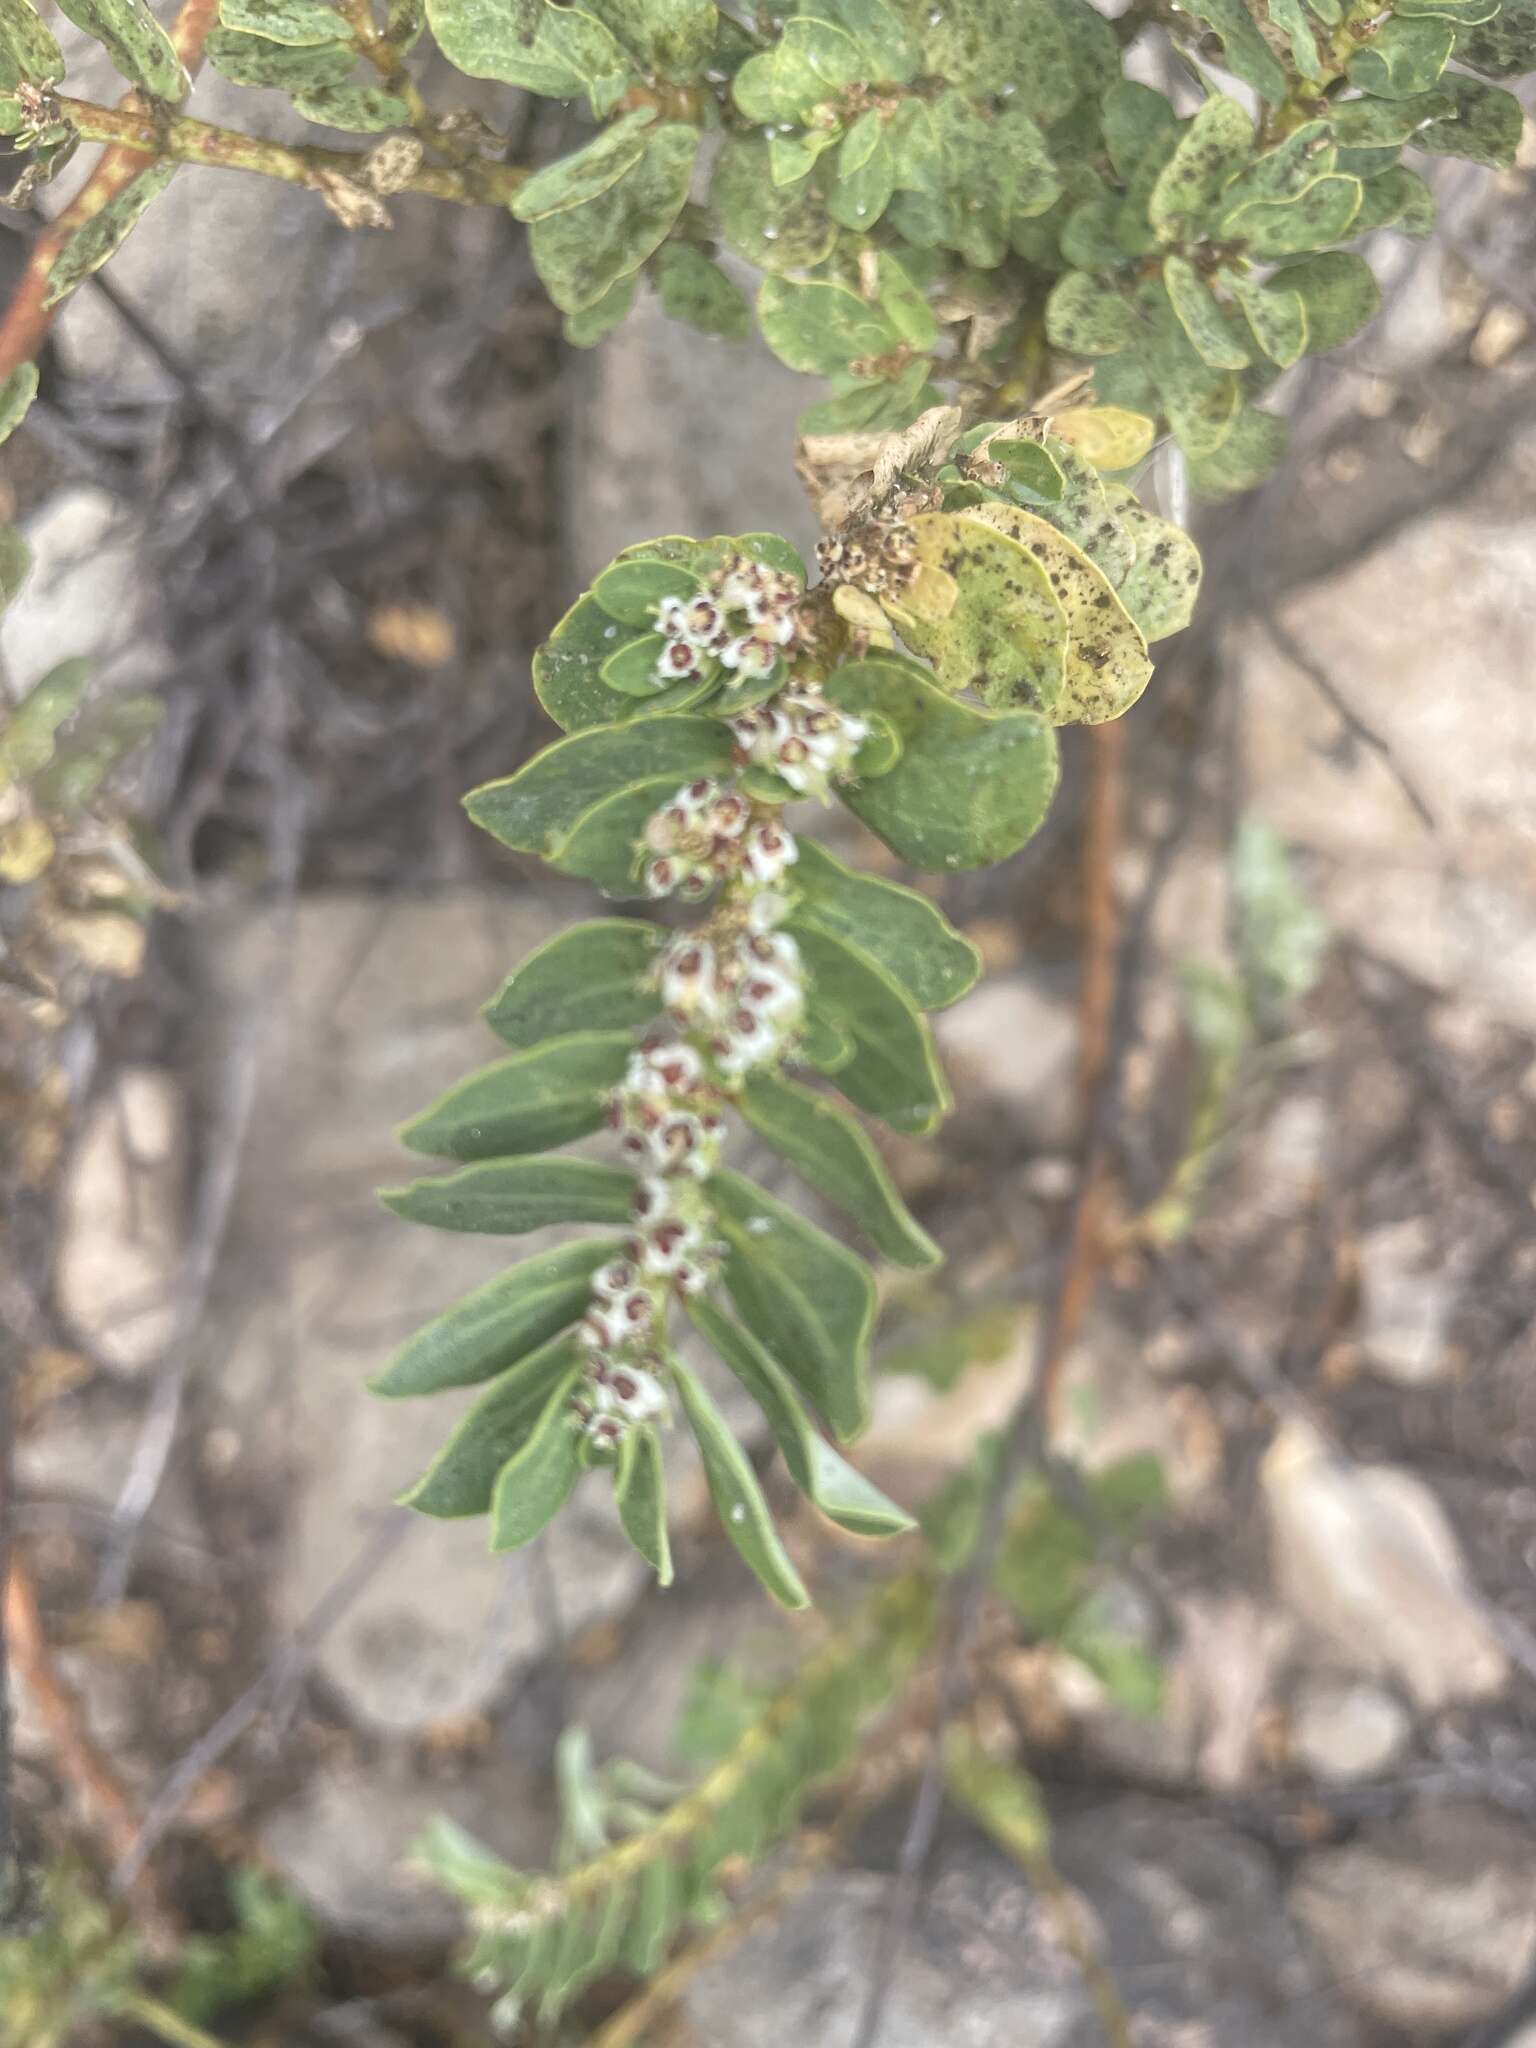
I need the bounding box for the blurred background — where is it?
[2,24,1536,2048]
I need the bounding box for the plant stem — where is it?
[333,0,435,134]
[0,0,219,381]
[117,1994,231,2048]
[53,97,529,207]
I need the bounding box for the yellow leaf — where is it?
[1050,404,1156,472]
[0,814,54,882]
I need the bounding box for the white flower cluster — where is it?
[651,552,803,690]
[641,776,797,900]
[657,894,805,1081]
[728,688,870,799]
[571,1050,725,1452]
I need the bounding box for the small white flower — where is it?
[604,1365,666,1421]
[744,821,798,885]
[654,595,691,640]
[592,1258,638,1301]
[640,1215,700,1274]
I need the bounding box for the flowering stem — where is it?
[51,97,529,206]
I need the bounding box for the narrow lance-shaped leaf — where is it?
[397,1031,632,1161]
[0,364,38,450]
[512,106,657,221]
[490,1373,583,1550]
[402,1335,583,1516]
[789,921,951,1137]
[791,838,981,1012]
[709,1167,875,1441]
[371,1239,621,1396]
[671,1359,810,1610]
[42,165,178,310]
[737,1070,941,1270]
[0,0,64,82]
[484,919,659,1048]
[615,1424,672,1583]
[689,1296,915,1538]
[380,1157,637,1235]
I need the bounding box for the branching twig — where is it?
[2,1552,178,1945]
[0,0,219,382]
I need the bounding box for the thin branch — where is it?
[851,698,1206,2048]
[1257,606,1438,834]
[49,96,530,209]
[0,0,220,382]
[2,1552,178,1945]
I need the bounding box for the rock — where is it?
[564,281,815,591]
[1290,1801,1536,2030]
[1262,1420,1508,1709]
[1240,511,1536,1032]
[202,894,645,1736]
[1288,1675,1411,1782]
[56,1068,184,1374]
[935,972,1078,1146]
[0,487,161,690]
[260,1760,553,1948]
[1357,1219,1456,1386]
[682,1801,1361,2047]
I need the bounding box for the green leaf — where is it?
[580,0,716,76]
[1183,0,1288,99]
[1045,272,1137,358]
[1329,89,1453,146]
[0,527,32,616]
[564,271,637,348]
[1186,404,1289,498]
[1101,78,1179,181]
[1269,0,1323,75]
[425,0,631,111]
[1273,250,1380,353]
[490,1374,583,1550]
[1218,121,1337,217]
[770,123,840,186]
[55,0,185,91]
[529,123,698,313]
[0,362,38,449]
[756,275,897,377]
[534,591,671,731]
[737,1070,940,1269]
[709,1167,875,1441]
[292,80,410,127]
[401,1334,582,1515]
[954,503,1153,723]
[205,24,353,83]
[671,1360,809,1609]
[593,555,700,624]
[1394,0,1497,19]
[218,0,343,42]
[709,135,838,273]
[0,658,91,786]
[548,775,677,897]
[29,694,161,810]
[0,0,64,82]
[512,106,657,220]
[621,1853,681,1974]
[1453,0,1536,76]
[822,653,1060,869]
[688,1296,915,1537]
[1148,94,1254,244]
[1347,14,1455,94]
[381,1157,636,1235]
[992,437,1069,503]
[1226,269,1308,366]
[900,509,1069,715]
[484,919,658,1048]
[464,713,731,856]
[42,163,177,309]
[1103,488,1203,642]
[1226,174,1362,257]
[791,838,981,1011]
[1414,72,1523,165]
[1351,163,1435,235]
[372,1240,620,1396]
[788,922,951,1137]
[1162,253,1250,370]
[616,1425,672,1582]
[875,250,938,351]
[398,1031,632,1161]
[922,0,1076,118]
[815,0,919,77]
[652,242,750,340]
[732,15,863,121]
[944,1729,1049,1865]
[828,121,896,231]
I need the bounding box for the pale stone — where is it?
[56,1068,183,1374]
[1291,1802,1536,2030]
[1289,1675,1411,1782]
[1357,1219,1456,1386]
[1241,512,1536,1030]
[1262,1420,1508,1708]
[0,488,159,689]
[935,972,1078,1144]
